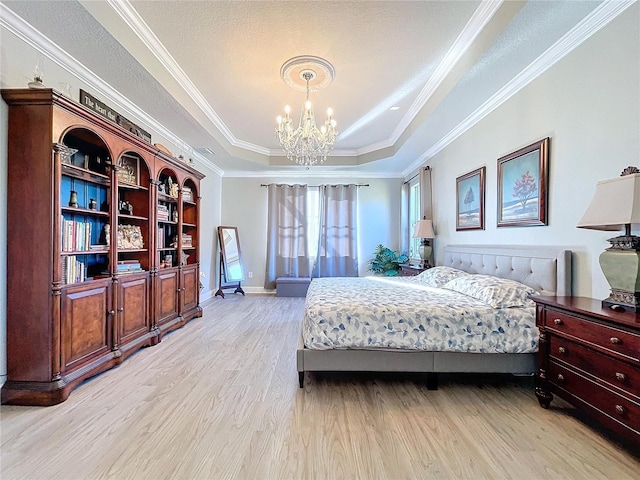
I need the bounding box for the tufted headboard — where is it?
[442,245,572,296]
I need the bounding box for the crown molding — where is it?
[402,0,636,177]
[222,169,403,179]
[1,4,224,178]
[392,0,504,143]
[107,0,267,157]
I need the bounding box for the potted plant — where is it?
[368,244,409,276]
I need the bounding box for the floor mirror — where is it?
[215,226,245,297]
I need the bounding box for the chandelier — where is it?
[275,56,338,167]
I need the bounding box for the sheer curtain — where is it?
[264,185,312,289]
[312,184,358,277]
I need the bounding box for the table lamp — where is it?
[577,166,640,312]
[412,218,435,268]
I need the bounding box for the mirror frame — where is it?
[218,226,245,282]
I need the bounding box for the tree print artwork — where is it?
[512,170,536,212]
[464,187,475,214]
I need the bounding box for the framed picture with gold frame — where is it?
[116,154,140,186]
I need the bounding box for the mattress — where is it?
[302,276,538,353]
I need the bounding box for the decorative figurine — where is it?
[119,200,133,215]
[168,177,179,198]
[102,224,110,247]
[89,198,97,210]
[68,191,78,208]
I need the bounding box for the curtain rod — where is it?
[260,183,369,188]
[403,166,431,185]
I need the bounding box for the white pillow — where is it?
[414,266,470,288]
[441,274,539,308]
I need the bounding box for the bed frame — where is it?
[296,244,572,388]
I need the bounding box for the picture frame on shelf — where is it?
[497,138,549,227]
[116,154,140,185]
[456,166,485,231]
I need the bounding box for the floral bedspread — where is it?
[302,276,538,353]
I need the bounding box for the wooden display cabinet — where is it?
[2,88,204,405]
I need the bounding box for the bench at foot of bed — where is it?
[276,277,311,297]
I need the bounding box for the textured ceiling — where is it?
[2,0,608,175]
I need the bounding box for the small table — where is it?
[399,264,428,276]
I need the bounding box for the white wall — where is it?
[425,5,639,300]
[198,173,222,302]
[220,177,403,291]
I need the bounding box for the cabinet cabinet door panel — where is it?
[182,266,198,312]
[119,275,149,344]
[61,283,111,371]
[157,269,179,324]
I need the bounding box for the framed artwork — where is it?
[116,154,140,185]
[456,166,485,231]
[497,138,549,227]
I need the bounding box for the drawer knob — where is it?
[553,318,563,325]
[557,374,565,382]
[610,337,621,345]
[615,404,625,415]
[615,372,626,382]
[558,346,566,354]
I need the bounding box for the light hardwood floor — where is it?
[1,294,639,479]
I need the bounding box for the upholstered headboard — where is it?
[442,245,572,296]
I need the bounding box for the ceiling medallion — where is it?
[275,56,338,167]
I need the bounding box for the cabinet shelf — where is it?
[158,220,177,225]
[61,206,110,217]
[158,192,178,202]
[118,248,148,253]
[183,199,197,206]
[62,163,110,185]
[115,270,148,276]
[118,214,149,222]
[118,183,148,192]
[158,247,177,251]
[61,250,109,256]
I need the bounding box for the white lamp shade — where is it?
[412,219,435,238]
[577,173,640,231]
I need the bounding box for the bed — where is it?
[296,245,572,388]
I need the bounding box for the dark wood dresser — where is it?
[532,296,640,447]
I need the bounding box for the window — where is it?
[265,184,359,287]
[408,176,421,260]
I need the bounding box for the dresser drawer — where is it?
[548,360,640,438]
[544,309,640,362]
[549,336,640,398]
